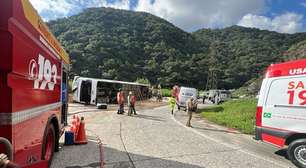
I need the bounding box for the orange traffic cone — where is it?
[75,117,88,144]
[70,115,82,143]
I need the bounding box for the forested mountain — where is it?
[285,40,306,60]
[48,7,306,89]
[192,26,306,89]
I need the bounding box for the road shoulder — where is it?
[173,106,293,168]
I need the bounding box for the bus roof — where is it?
[75,76,150,87]
[22,0,70,64]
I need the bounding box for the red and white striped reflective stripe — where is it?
[0,102,61,125]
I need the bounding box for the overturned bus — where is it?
[72,76,150,106]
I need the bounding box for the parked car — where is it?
[177,87,198,111]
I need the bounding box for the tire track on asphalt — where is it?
[171,110,289,168]
[119,122,136,168]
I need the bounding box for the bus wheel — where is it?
[42,124,55,166]
[288,139,306,168]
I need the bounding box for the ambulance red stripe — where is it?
[262,133,286,148]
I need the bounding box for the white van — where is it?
[256,59,306,168]
[177,87,198,110]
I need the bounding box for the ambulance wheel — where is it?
[42,124,56,167]
[288,139,306,168]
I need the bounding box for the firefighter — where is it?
[128,91,137,116]
[186,97,197,127]
[117,88,125,114]
[172,83,180,104]
[169,96,176,115]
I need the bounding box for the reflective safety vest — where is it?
[131,95,136,104]
[117,92,124,104]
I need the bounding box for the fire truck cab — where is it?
[256,59,306,168]
[0,0,69,167]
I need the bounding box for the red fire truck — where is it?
[0,0,69,167]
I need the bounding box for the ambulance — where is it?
[256,59,306,168]
[0,0,69,167]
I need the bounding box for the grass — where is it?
[200,98,257,134]
[161,88,172,97]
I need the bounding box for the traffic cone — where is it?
[75,117,88,144]
[70,115,76,132]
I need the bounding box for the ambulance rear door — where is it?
[263,75,306,133]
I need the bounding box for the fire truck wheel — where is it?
[42,124,55,166]
[288,139,306,168]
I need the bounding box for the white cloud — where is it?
[29,0,130,21]
[238,13,304,34]
[135,0,266,31]
[301,2,306,8]
[107,0,130,10]
[30,0,72,18]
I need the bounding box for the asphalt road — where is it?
[53,103,295,168]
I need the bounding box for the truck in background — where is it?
[207,90,231,104]
[0,0,69,167]
[256,59,306,168]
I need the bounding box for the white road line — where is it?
[171,112,289,168]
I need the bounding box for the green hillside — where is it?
[192,26,306,89]
[285,40,306,60]
[48,7,306,89]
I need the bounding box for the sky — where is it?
[29,0,306,34]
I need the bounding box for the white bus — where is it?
[72,76,150,106]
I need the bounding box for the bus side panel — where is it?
[91,80,97,105]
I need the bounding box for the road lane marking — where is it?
[171,111,289,168]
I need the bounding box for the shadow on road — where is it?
[104,146,205,168]
[132,114,166,122]
[52,140,101,168]
[275,149,289,160]
[192,126,242,135]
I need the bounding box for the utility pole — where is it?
[205,67,218,90]
[205,37,219,91]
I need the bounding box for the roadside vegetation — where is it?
[200,98,257,134]
[161,88,172,97]
[48,7,306,89]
